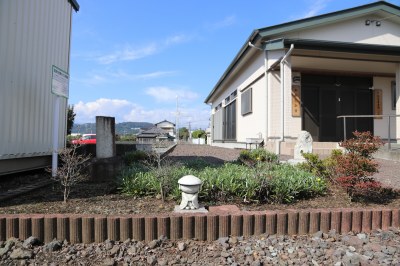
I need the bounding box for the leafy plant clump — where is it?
[239,148,279,165]
[269,164,327,203]
[123,150,148,165]
[119,154,326,204]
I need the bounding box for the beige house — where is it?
[155,120,176,137]
[205,1,400,155]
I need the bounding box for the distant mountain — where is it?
[72,122,154,135]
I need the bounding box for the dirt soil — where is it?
[0,144,399,215]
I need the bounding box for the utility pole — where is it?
[175,95,179,143]
[188,121,191,141]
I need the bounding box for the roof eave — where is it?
[69,0,80,12]
[258,1,400,38]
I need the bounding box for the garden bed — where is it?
[0,144,399,215]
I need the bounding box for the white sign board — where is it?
[51,65,69,98]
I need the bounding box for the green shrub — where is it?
[239,148,279,164]
[298,152,329,179]
[269,164,327,204]
[123,150,148,165]
[198,163,267,202]
[191,129,206,139]
[119,158,327,205]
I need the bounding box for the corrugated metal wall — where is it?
[0,0,73,160]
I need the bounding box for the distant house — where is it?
[205,1,400,155]
[155,120,176,137]
[136,127,173,143]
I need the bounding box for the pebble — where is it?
[1,229,400,265]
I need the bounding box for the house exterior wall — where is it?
[208,3,400,150]
[284,15,400,45]
[155,121,175,136]
[373,77,397,140]
[0,0,73,161]
[211,52,266,144]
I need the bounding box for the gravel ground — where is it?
[1,228,400,265]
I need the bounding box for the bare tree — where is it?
[144,140,177,202]
[52,146,91,203]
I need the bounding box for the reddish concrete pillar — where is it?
[341,210,352,234]
[107,217,119,241]
[298,211,309,235]
[320,211,331,233]
[19,217,31,240]
[219,215,230,238]
[82,217,94,244]
[392,209,400,228]
[382,209,392,230]
[119,216,132,241]
[182,216,194,240]
[0,217,6,241]
[195,216,206,240]
[6,216,19,239]
[44,215,57,243]
[145,217,157,242]
[330,210,341,233]
[362,210,372,233]
[309,211,320,233]
[69,216,82,244]
[372,210,382,230]
[57,215,69,241]
[157,216,170,239]
[132,216,145,241]
[94,216,107,243]
[207,215,218,241]
[265,212,277,235]
[231,214,243,237]
[352,210,362,233]
[277,212,288,235]
[31,216,44,243]
[170,216,182,240]
[287,211,298,235]
[243,214,254,237]
[254,213,265,236]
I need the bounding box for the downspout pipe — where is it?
[278,44,294,154]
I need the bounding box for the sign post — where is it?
[51,65,69,177]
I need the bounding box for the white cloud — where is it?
[73,98,210,129]
[206,15,236,30]
[97,44,157,64]
[73,70,177,87]
[145,87,199,102]
[301,0,330,18]
[164,34,192,46]
[94,34,192,64]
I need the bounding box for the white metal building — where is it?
[0,0,79,174]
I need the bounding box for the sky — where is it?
[69,0,400,130]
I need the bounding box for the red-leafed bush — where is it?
[333,131,385,201]
[339,131,383,159]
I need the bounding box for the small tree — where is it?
[143,141,177,202]
[179,127,189,140]
[191,129,205,139]
[52,146,91,203]
[67,105,76,135]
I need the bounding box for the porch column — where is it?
[396,64,400,143]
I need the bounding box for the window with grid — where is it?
[241,88,252,115]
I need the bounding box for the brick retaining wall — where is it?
[0,208,398,244]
